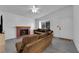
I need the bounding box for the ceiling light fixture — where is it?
[31,5,39,13]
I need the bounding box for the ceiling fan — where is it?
[30,5,40,13]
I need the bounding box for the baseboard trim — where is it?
[53,36,72,41]
[6,37,17,40]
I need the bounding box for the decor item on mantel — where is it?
[16,26,31,38]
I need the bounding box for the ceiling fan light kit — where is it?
[31,5,39,13]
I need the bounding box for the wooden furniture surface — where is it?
[0,33,5,53]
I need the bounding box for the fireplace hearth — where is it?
[16,26,30,38]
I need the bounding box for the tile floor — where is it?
[5,37,78,53]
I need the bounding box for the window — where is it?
[39,20,50,29]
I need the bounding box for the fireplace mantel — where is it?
[16,26,31,28]
[16,26,31,38]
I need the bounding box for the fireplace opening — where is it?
[20,29,29,36]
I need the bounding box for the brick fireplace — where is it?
[16,26,31,38]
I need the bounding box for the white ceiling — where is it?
[0,5,67,18]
